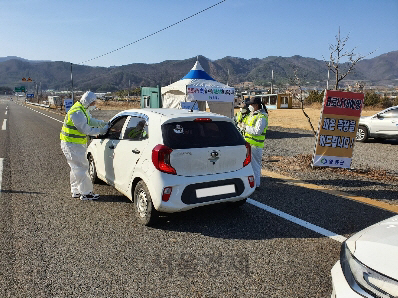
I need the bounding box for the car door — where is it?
[370,108,398,136]
[95,116,129,184]
[112,115,149,191]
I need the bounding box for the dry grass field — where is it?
[236,104,380,131]
[96,100,380,131]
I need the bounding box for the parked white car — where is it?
[356,105,398,142]
[331,215,398,297]
[87,108,255,225]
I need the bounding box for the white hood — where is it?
[346,215,398,280]
[80,91,97,108]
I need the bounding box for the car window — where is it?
[380,109,398,118]
[123,116,148,140]
[162,120,245,149]
[107,116,128,139]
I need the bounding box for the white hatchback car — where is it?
[331,215,398,297]
[87,108,255,225]
[356,105,398,142]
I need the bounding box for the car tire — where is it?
[227,198,247,208]
[88,155,100,183]
[356,125,368,142]
[133,180,158,226]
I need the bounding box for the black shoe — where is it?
[80,192,99,200]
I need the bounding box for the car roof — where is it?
[111,108,232,123]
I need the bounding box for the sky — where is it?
[1,0,397,67]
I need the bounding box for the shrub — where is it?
[364,91,380,107]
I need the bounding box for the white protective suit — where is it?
[60,91,109,197]
[243,108,268,188]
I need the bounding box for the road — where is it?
[0,96,396,297]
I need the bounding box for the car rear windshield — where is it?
[162,120,245,149]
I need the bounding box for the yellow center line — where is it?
[262,169,398,214]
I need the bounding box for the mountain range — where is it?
[0,51,397,92]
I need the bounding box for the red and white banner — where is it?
[312,90,364,169]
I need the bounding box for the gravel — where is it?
[262,126,398,205]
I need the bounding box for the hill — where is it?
[0,51,397,92]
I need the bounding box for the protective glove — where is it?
[98,124,109,135]
[238,122,245,130]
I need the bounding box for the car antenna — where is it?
[190,100,198,112]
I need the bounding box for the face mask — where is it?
[248,105,255,112]
[87,105,96,111]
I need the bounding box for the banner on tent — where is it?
[186,85,234,102]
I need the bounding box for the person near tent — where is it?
[60,91,109,200]
[238,97,268,190]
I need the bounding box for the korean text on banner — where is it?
[186,85,234,102]
[312,90,364,169]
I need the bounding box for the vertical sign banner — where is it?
[63,99,73,113]
[312,90,364,169]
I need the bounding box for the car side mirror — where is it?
[377,114,383,119]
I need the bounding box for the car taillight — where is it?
[243,142,251,167]
[248,176,255,188]
[152,144,177,175]
[194,118,212,122]
[162,187,172,202]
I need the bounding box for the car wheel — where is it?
[88,155,99,183]
[356,125,368,142]
[227,198,247,208]
[133,180,158,226]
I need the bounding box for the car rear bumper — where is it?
[148,166,255,213]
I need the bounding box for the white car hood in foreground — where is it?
[346,215,398,280]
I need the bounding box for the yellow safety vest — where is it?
[235,111,247,123]
[243,112,268,148]
[60,102,90,144]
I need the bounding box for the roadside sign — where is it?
[312,90,364,169]
[64,99,73,112]
[14,86,26,92]
[27,94,34,98]
[180,102,199,110]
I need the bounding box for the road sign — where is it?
[27,94,34,98]
[14,86,26,92]
[64,99,73,112]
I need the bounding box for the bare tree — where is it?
[327,27,375,90]
[289,66,316,136]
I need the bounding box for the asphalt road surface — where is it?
[0,97,396,297]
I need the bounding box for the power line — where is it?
[79,0,227,65]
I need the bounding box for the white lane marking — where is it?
[247,198,347,243]
[2,119,6,130]
[0,158,3,193]
[23,105,63,123]
[5,111,7,115]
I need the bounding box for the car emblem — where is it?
[210,151,219,158]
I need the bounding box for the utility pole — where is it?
[271,70,274,94]
[70,63,74,102]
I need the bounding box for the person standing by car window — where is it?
[240,97,268,190]
[60,91,109,200]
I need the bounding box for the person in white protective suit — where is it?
[60,91,109,200]
[238,97,268,190]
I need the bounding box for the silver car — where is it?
[356,105,398,142]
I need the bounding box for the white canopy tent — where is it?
[161,61,235,118]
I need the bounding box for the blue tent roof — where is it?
[181,61,215,81]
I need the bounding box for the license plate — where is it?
[196,184,236,198]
